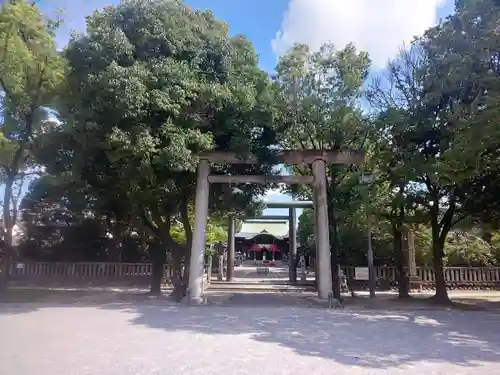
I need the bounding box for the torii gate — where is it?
[187,150,364,304]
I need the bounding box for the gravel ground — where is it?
[1,299,500,375]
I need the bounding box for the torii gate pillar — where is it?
[312,158,333,299]
[187,159,210,305]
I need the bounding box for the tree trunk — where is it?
[314,255,318,288]
[182,247,191,295]
[170,247,187,301]
[170,198,192,301]
[427,186,455,304]
[431,238,450,304]
[328,201,341,300]
[0,174,16,292]
[482,230,493,244]
[149,243,166,295]
[0,114,30,292]
[393,225,409,299]
[429,193,452,305]
[108,225,125,262]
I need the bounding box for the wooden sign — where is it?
[355,267,369,280]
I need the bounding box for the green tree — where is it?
[168,208,231,246]
[0,0,65,287]
[406,0,500,302]
[368,2,500,301]
[297,199,395,268]
[275,42,371,297]
[297,209,314,247]
[367,47,428,298]
[440,0,500,230]
[58,0,278,297]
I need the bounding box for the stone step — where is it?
[207,283,316,293]
[210,279,315,286]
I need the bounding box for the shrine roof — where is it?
[236,220,289,239]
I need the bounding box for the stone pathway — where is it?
[1,302,499,375]
[213,292,314,307]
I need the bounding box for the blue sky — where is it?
[42,0,455,73]
[34,0,456,219]
[41,0,289,72]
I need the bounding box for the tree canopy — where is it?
[2,0,500,302]
[0,0,65,286]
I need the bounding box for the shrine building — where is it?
[235,220,292,261]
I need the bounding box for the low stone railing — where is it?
[7,261,212,286]
[7,261,500,289]
[342,266,500,289]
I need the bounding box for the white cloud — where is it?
[272,0,447,69]
[264,187,285,198]
[260,187,289,202]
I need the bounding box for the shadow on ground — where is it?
[1,290,500,370]
[341,294,500,312]
[96,292,500,369]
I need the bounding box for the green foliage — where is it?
[431,0,500,226]
[298,208,395,266]
[59,0,278,241]
[0,0,65,260]
[170,220,227,245]
[0,0,65,117]
[0,0,65,173]
[414,225,500,267]
[297,208,313,247]
[275,42,369,156]
[298,207,500,268]
[8,0,500,303]
[11,0,281,296]
[274,42,371,213]
[365,1,500,298]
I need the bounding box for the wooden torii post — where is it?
[187,149,364,304]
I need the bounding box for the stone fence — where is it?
[342,266,500,288]
[6,261,500,289]
[7,261,212,287]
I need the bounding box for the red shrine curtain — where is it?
[269,244,280,252]
[248,244,280,252]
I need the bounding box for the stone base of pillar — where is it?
[181,296,208,305]
[409,275,422,292]
[300,270,306,282]
[329,298,343,308]
[217,255,224,281]
[310,296,343,308]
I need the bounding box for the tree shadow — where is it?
[99,295,500,369]
[0,289,162,315]
[2,290,500,369]
[0,289,95,313]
